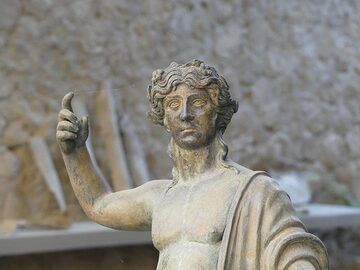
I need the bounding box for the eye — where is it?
[168,100,180,110]
[192,99,206,107]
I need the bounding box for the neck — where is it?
[168,133,226,183]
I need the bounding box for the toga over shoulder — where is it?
[217,170,329,270]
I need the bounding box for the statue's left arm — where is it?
[259,176,329,270]
[217,171,328,270]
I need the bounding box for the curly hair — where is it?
[147,59,238,134]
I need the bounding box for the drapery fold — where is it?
[217,170,328,270]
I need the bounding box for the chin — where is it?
[175,132,209,150]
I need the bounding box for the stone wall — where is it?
[0,0,359,269]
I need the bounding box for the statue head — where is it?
[147,59,238,150]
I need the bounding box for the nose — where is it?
[179,102,194,121]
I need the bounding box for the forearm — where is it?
[62,146,111,216]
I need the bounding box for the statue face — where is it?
[164,83,217,150]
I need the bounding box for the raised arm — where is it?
[56,92,170,231]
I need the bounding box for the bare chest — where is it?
[151,179,237,251]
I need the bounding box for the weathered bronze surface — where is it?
[57,60,329,269]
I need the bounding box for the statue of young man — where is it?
[57,60,328,270]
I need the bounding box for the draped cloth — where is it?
[217,170,329,270]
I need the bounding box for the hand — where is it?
[56,92,89,154]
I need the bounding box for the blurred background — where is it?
[0,0,359,269]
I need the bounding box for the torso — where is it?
[152,169,239,270]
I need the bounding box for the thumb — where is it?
[62,92,74,112]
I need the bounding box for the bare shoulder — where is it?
[133,179,172,205]
[146,179,172,186]
[139,179,172,192]
[99,179,171,209]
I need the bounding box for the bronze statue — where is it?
[57,60,328,269]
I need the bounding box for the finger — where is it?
[61,92,74,112]
[57,130,77,140]
[81,116,89,134]
[57,121,79,133]
[58,109,78,123]
[76,116,89,146]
